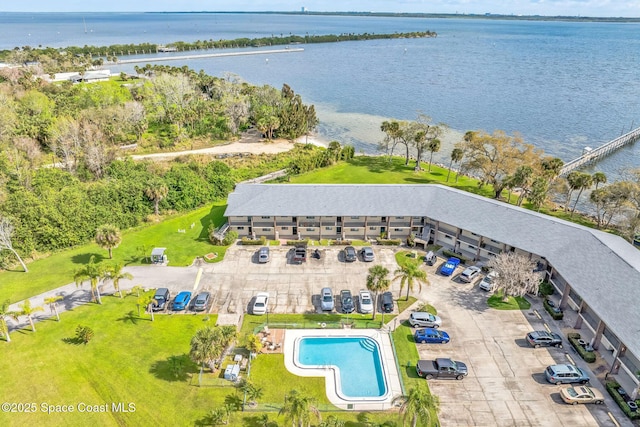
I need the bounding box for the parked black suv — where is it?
[381,292,394,313]
[526,331,563,348]
[152,288,170,311]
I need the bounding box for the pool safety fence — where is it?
[388,331,406,395]
[252,320,385,335]
[241,401,398,412]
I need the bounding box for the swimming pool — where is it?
[297,336,386,398]
[284,329,402,410]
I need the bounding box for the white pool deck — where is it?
[283,329,404,411]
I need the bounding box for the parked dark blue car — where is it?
[172,291,192,311]
[414,328,450,344]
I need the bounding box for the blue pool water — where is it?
[297,337,386,398]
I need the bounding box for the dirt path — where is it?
[130,130,327,161]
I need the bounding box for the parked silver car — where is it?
[320,287,334,311]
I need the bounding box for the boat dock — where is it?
[559,126,640,176]
[114,48,304,65]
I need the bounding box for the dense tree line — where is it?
[0,31,437,74]
[0,64,328,268]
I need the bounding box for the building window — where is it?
[306,228,314,232]
[350,216,360,219]
[395,216,404,219]
[247,217,252,222]
[444,235,452,240]
[237,226,245,230]
[261,216,270,219]
[369,226,377,231]
[262,228,270,232]
[281,227,289,230]
[381,217,387,222]
[467,245,476,250]
[350,228,359,232]
[394,228,403,232]
[305,216,315,219]
[325,227,333,230]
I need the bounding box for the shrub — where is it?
[75,325,94,344]
[406,234,416,247]
[329,239,352,246]
[606,382,640,420]
[222,230,238,246]
[539,281,555,296]
[376,238,402,246]
[241,236,266,246]
[543,299,564,320]
[442,249,469,264]
[567,332,596,363]
[286,239,310,246]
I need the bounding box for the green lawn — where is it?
[0,294,227,426]
[487,292,532,310]
[0,202,227,304]
[0,297,413,427]
[391,322,439,426]
[290,156,496,198]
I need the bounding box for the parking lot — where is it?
[123,245,626,426]
[418,264,619,426]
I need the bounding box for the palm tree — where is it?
[219,325,237,347]
[238,379,264,407]
[0,299,15,342]
[74,255,106,304]
[571,172,593,215]
[540,156,564,182]
[592,171,607,190]
[95,224,122,259]
[366,265,390,320]
[393,262,430,300]
[392,383,440,427]
[44,295,63,321]
[447,147,464,182]
[144,178,169,216]
[564,171,582,212]
[138,293,156,321]
[13,299,44,332]
[426,138,441,172]
[190,326,223,373]
[245,333,264,356]
[279,389,321,427]
[105,263,133,298]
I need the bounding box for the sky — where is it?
[1,1,639,18]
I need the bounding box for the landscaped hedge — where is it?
[376,238,402,246]
[285,239,310,246]
[606,381,640,420]
[539,281,555,296]
[329,239,352,246]
[240,236,266,245]
[442,250,469,264]
[567,332,596,363]
[543,299,564,320]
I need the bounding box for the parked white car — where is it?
[252,292,269,315]
[479,271,498,291]
[359,290,374,314]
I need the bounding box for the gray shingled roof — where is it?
[226,184,640,357]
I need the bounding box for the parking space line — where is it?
[566,354,576,365]
[543,322,551,333]
[193,268,203,292]
[533,309,542,320]
[607,411,621,427]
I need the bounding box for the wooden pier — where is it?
[559,126,640,176]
